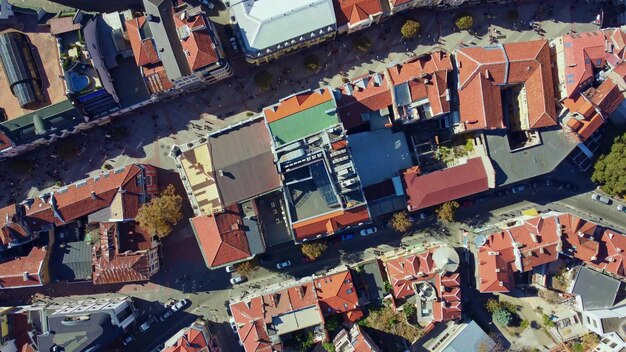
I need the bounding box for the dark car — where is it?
[341,233,355,241]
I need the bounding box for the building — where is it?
[126,0,231,96]
[0,203,34,250]
[333,0,383,34]
[230,0,337,64]
[263,88,370,243]
[415,319,495,352]
[162,320,221,352]
[174,116,281,268]
[0,246,48,289]
[333,323,381,352]
[569,267,626,352]
[383,245,462,326]
[230,269,360,352]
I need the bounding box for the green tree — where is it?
[493,308,512,326]
[235,260,258,276]
[400,19,421,39]
[304,55,320,71]
[465,138,474,152]
[403,303,416,318]
[485,298,500,313]
[436,201,460,222]
[390,211,412,232]
[542,313,555,328]
[352,36,372,53]
[455,14,474,31]
[520,319,529,330]
[592,133,626,197]
[295,331,314,352]
[254,70,272,90]
[301,242,328,260]
[322,342,336,352]
[384,280,393,294]
[135,184,183,238]
[324,315,341,332]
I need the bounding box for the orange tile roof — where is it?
[508,217,560,271]
[333,0,382,27]
[126,17,161,67]
[0,247,46,288]
[385,248,437,298]
[557,213,599,262]
[577,112,604,141]
[190,204,252,268]
[292,205,370,242]
[337,73,392,130]
[585,79,624,116]
[456,40,557,130]
[404,157,489,211]
[477,231,516,293]
[0,204,30,247]
[264,88,334,123]
[433,273,462,322]
[591,230,626,278]
[163,326,209,352]
[562,31,614,98]
[173,13,219,71]
[314,270,359,316]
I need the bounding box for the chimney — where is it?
[591,256,597,261]
[90,191,97,200]
[609,232,614,239]
[297,285,304,300]
[22,272,29,281]
[218,170,224,177]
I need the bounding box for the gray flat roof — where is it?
[39,312,122,352]
[484,127,578,186]
[272,305,322,335]
[360,259,387,304]
[209,118,281,206]
[442,320,494,352]
[347,130,412,187]
[51,241,92,281]
[571,266,623,310]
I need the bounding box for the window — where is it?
[145,176,152,186]
[75,180,87,188]
[347,289,353,294]
[610,342,617,348]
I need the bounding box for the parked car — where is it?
[159,309,173,322]
[139,317,157,333]
[229,318,237,333]
[276,260,291,269]
[230,276,247,285]
[618,205,626,212]
[511,185,526,193]
[229,37,239,53]
[122,335,134,346]
[591,193,612,205]
[341,233,355,241]
[171,299,190,312]
[359,227,378,236]
[258,254,274,264]
[225,265,236,273]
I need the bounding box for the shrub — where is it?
[304,55,320,71]
[235,260,258,276]
[493,308,512,326]
[520,319,529,330]
[465,138,474,152]
[352,36,372,53]
[485,298,500,313]
[325,315,341,332]
[542,313,555,328]
[455,14,474,31]
[322,342,336,352]
[403,303,416,318]
[390,211,412,232]
[384,281,393,294]
[301,242,328,260]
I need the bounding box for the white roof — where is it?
[232,0,336,53]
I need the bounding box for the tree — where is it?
[390,211,412,232]
[322,342,336,352]
[324,315,341,332]
[520,319,530,330]
[592,133,626,197]
[235,260,258,276]
[254,70,272,90]
[485,298,500,313]
[402,303,416,318]
[542,313,555,328]
[304,55,320,71]
[581,333,600,350]
[352,36,372,53]
[436,201,459,222]
[301,242,328,260]
[384,280,393,294]
[400,19,421,39]
[135,184,183,238]
[493,308,512,326]
[455,14,474,31]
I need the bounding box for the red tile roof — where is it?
[49,17,81,35]
[577,113,604,141]
[292,205,370,242]
[0,204,31,247]
[456,40,556,131]
[433,273,462,322]
[92,222,156,285]
[126,17,161,67]
[333,0,382,27]
[190,204,252,268]
[385,248,437,298]
[163,326,209,352]
[314,270,359,316]
[23,164,144,229]
[585,79,624,116]
[230,296,273,352]
[334,324,381,352]
[477,231,516,293]
[173,13,219,71]
[592,230,626,278]
[562,30,626,98]
[337,73,392,130]
[403,157,489,211]
[0,132,15,152]
[507,216,560,271]
[264,88,334,123]
[557,213,599,262]
[0,247,46,289]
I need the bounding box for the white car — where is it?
[618,204,626,213]
[230,276,246,285]
[276,260,291,269]
[122,335,134,346]
[171,299,190,312]
[359,227,378,236]
[139,317,157,332]
[591,193,611,205]
[230,318,243,346]
[225,265,236,273]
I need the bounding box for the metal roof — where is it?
[51,241,92,281]
[571,266,623,310]
[0,31,42,107]
[232,0,336,54]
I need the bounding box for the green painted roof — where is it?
[268,99,338,146]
